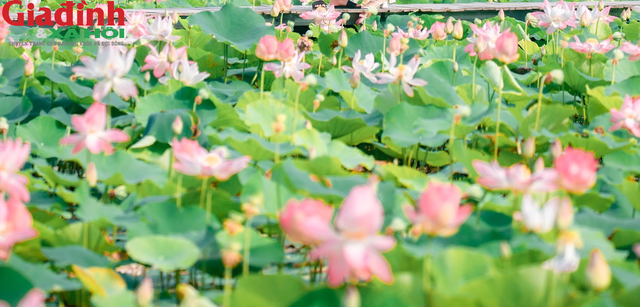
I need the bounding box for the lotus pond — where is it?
[1,1,640,307]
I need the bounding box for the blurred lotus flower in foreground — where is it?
[60,102,130,155]
[403,181,473,237]
[0,10,10,43]
[342,50,380,83]
[171,138,251,180]
[279,198,335,245]
[387,33,403,56]
[609,94,640,137]
[142,43,187,78]
[472,159,558,194]
[310,181,396,287]
[256,35,279,61]
[531,0,576,34]
[620,42,640,61]
[575,5,615,27]
[375,55,427,97]
[587,248,611,292]
[554,147,598,194]
[276,38,297,62]
[166,60,210,86]
[518,194,559,233]
[264,51,312,82]
[0,195,38,260]
[464,21,502,61]
[143,16,179,42]
[0,138,31,202]
[274,0,293,13]
[125,10,149,38]
[567,36,615,57]
[136,277,154,307]
[72,46,138,101]
[0,288,46,307]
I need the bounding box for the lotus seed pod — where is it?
[52,44,59,52]
[614,49,624,60]
[172,116,183,135]
[526,13,538,26]
[342,13,351,21]
[613,31,622,40]
[587,248,611,292]
[198,88,210,100]
[305,29,314,37]
[287,20,295,28]
[304,74,317,86]
[550,69,564,84]
[385,23,395,32]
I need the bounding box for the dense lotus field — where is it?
[2,0,640,306]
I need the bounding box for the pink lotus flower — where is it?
[519,193,559,233]
[0,288,46,307]
[554,147,598,194]
[274,23,288,31]
[279,198,335,245]
[171,138,251,180]
[274,0,293,13]
[59,102,130,155]
[166,60,210,86]
[0,8,10,43]
[609,94,640,137]
[141,43,187,78]
[375,55,427,97]
[264,51,312,82]
[531,0,576,34]
[72,46,138,101]
[472,159,558,194]
[494,31,520,64]
[0,195,37,260]
[464,21,502,61]
[0,138,31,202]
[256,35,279,61]
[125,10,149,38]
[342,50,380,83]
[319,19,346,33]
[430,21,447,41]
[403,181,473,237]
[299,6,341,25]
[310,182,396,287]
[620,42,640,61]
[397,27,430,41]
[277,38,296,61]
[21,52,34,76]
[567,36,615,57]
[542,242,580,273]
[142,16,179,42]
[387,34,403,56]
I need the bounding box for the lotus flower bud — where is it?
[452,20,463,40]
[21,53,33,76]
[171,11,179,24]
[526,13,538,26]
[551,139,562,158]
[613,32,623,40]
[198,88,210,100]
[371,21,378,31]
[498,9,505,22]
[194,96,202,106]
[343,285,361,307]
[622,8,631,21]
[304,74,317,87]
[114,185,127,198]
[385,23,395,33]
[168,46,178,62]
[474,36,485,54]
[500,241,512,259]
[172,116,183,135]
[467,184,484,199]
[453,61,459,73]
[350,70,360,88]
[587,248,611,292]
[305,30,314,37]
[474,18,482,26]
[613,49,624,61]
[550,69,564,84]
[541,46,546,56]
[0,117,7,136]
[273,114,286,134]
[86,162,97,187]
[73,45,83,54]
[556,197,574,230]
[222,249,243,268]
[368,6,378,15]
[339,30,348,48]
[270,6,279,17]
[330,55,337,66]
[598,0,604,11]
[144,71,150,82]
[342,13,351,21]
[136,277,153,307]
[445,17,454,34]
[580,12,592,27]
[522,137,535,158]
[52,45,59,52]
[33,49,40,61]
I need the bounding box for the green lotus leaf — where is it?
[126,235,201,272]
